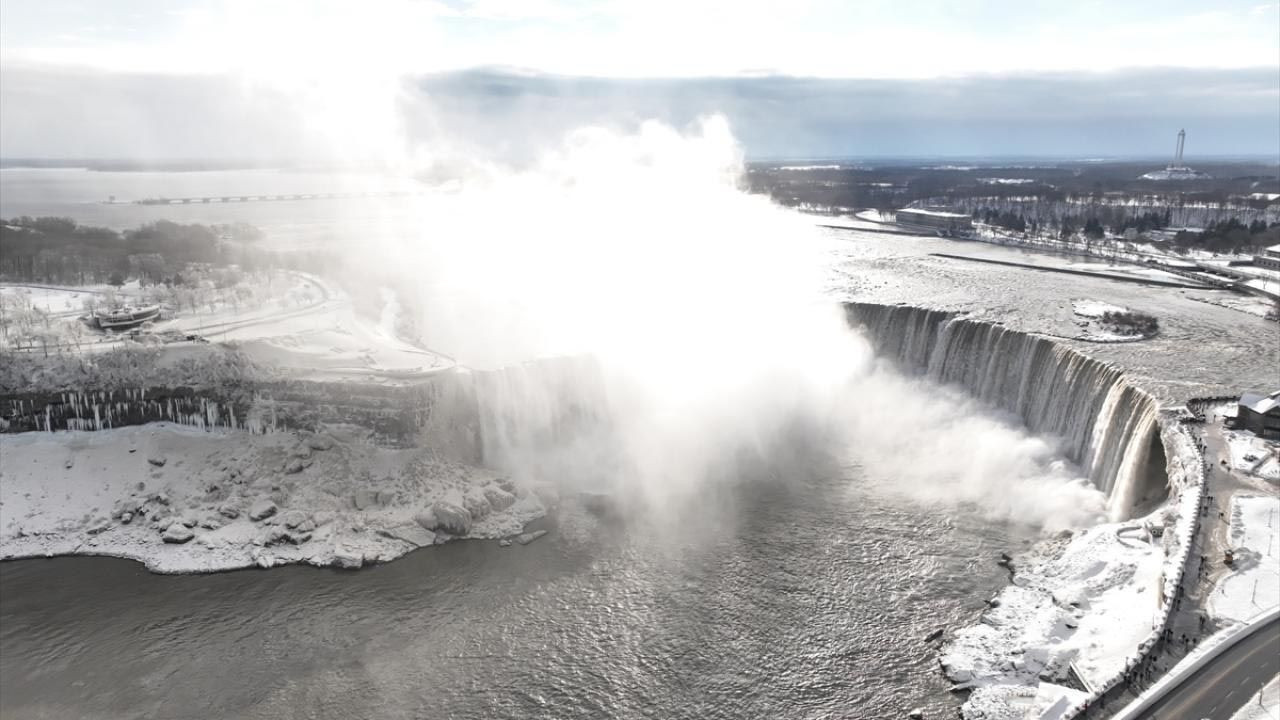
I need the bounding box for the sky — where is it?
[1,0,1278,160]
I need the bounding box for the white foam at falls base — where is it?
[846,302,1165,520]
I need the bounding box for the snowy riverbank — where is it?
[0,424,547,573]
[940,513,1167,715]
[941,419,1207,720]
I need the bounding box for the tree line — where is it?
[0,217,270,285]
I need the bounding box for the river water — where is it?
[0,448,1026,720]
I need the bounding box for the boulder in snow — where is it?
[280,510,308,529]
[516,529,547,545]
[147,455,167,467]
[384,524,436,548]
[430,502,472,536]
[413,508,438,531]
[484,486,516,512]
[331,547,363,570]
[162,523,194,544]
[463,492,491,520]
[218,503,240,519]
[113,498,140,519]
[248,499,278,521]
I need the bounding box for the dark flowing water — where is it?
[0,451,1027,720]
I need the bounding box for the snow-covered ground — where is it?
[1069,299,1148,342]
[1187,293,1277,320]
[1072,299,1126,318]
[2,271,452,383]
[1232,675,1280,720]
[0,423,547,573]
[1209,494,1280,623]
[223,278,451,381]
[1245,277,1280,295]
[1225,430,1280,482]
[941,513,1168,717]
[0,284,103,315]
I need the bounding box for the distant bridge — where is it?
[118,190,426,205]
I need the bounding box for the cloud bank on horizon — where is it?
[0,0,1277,161]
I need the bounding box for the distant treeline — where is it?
[1171,218,1280,254]
[746,161,1280,218]
[963,203,1279,252]
[0,217,282,285]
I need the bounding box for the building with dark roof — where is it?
[1236,391,1280,439]
[895,208,973,234]
[1253,244,1280,272]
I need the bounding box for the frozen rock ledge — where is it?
[0,423,547,574]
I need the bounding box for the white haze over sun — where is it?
[2,1,1112,531]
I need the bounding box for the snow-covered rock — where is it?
[248,499,278,521]
[383,524,436,548]
[429,502,472,535]
[331,546,363,569]
[161,524,194,544]
[463,492,491,520]
[280,510,308,529]
[0,423,545,574]
[413,508,437,530]
[484,486,516,511]
[516,529,547,545]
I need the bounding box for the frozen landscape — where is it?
[3,163,1279,720]
[3,3,1280,719]
[1210,494,1280,624]
[0,423,544,573]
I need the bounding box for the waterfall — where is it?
[471,356,613,475]
[846,302,1165,519]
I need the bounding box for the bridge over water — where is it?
[118,190,425,205]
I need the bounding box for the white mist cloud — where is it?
[328,113,1106,532]
[834,366,1107,531]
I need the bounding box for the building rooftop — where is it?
[1240,391,1280,415]
[898,208,970,219]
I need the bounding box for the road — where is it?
[1131,616,1279,720]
